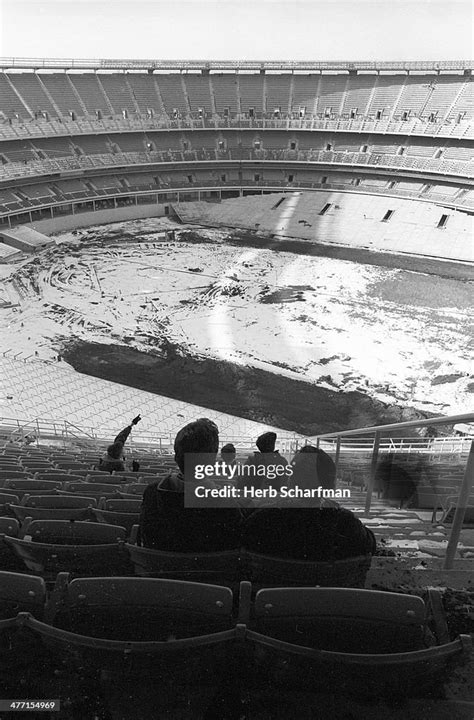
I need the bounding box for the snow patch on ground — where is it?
[1,218,472,417]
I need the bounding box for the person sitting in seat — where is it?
[289,444,336,491]
[98,415,141,473]
[220,443,237,469]
[242,445,376,561]
[236,432,289,492]
[138,418,242,551]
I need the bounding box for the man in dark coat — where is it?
[138,418,242,551]
[242,443,376,561]
[98,415,141,473]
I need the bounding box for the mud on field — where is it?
[61,339,432,436]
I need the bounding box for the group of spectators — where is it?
[100,416,376,562]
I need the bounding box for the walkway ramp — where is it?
[0,225,54,253]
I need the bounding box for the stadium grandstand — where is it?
[0,57,473,719]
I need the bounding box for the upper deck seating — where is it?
[7,74,57,117]
[99,75,137,115]
[392,75,434,118]
[238,75,264,114]
[182,74,213,114]
[342,75,376,116]
[155,75,189,115]
[39,74,84,117]
[0,74,31,119]
[423,75,466,120]
[127,74,163,115]
[211,74,240,113]
[68,75,111,116]
[291,75,319,115]
[366,75,406,118]
[317,74,347,116]
[265,74,292,114]
[447,77,473,121]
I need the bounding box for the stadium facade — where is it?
[0,58,472,252]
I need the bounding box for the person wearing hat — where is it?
[220,442,237,469]
[236,431,289,492]
[98,414,141,473]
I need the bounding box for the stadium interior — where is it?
[0,59,473,719]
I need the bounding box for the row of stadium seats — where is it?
[0,71,472,122]
[1,129,471,162]
[0,149,471,190]
[0,570,470,698]
[0,516,374,584]
[1,507,470,582]
[0,165,469,218]
[1,114,471,144]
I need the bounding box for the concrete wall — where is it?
[24,203,170,235]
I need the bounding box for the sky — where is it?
[0,0,472,61]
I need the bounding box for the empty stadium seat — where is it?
[249,586,427,653]
[0,471,32,481]
[60,481,124,497]
[2,479,63,498]
[120,483,149,496]
[126,526,240,584]
[0,517,24,571]
[34,472,84,483]
[240,583,472,699]
[0,492,20,513]
[91,499,141,533]
[3,519,130,577]
[0,571,46,620]
[29,573,238,676]
[7,494,97,522]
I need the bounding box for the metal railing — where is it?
[309,412,474,570]
[0,114,472,141]
[0,57,472,71]
[0,148,471,186]
[1,410,473,567]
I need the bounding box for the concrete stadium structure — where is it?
[0,58,472,251]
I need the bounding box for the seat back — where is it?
[87,475,129,485]
[0,517,20,537]
[122,483,149,496]
[104,498,142,513]
[54,462,90,471]
[35,472,84,483]
[23,495,98,509]
[0,492,20,511]
[62,482,123,495]
[0,471,32,480]
[3,479,63,496]
[126,542,240,584]
[49,574,234,641]
[21,519,127,545]
[244,552,372,588]
[0,571,46,619]
[252,587,426,653]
